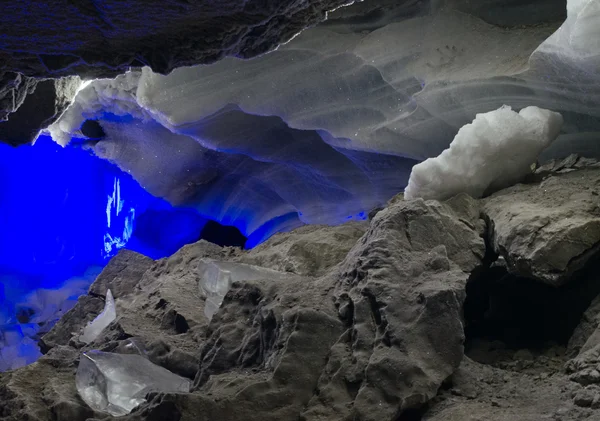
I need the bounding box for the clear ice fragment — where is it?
[198,260,283,319]
[80,289,116,344]
[76,350,191,416]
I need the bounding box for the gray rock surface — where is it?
[303,193,485,420]
[232,222,368,277]
[422,355,584,421]
[7,158,600,421]
[88,249,154,298]
[0,75,80,146]
[568,294,600,357]
[483,161,600,287]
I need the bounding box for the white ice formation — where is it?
[80,289,116,344]
[404,106,564,201]
[48,0,600,239]
[76,350,190,416]
[198,260,284,319]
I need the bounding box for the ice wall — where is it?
[50,85,413,242]
[49,0,600,239]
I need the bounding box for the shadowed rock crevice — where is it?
[464,258,600,354]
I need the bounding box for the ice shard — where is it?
[76,350,191,416]
[198,260,284,319]
[80,289,116,344]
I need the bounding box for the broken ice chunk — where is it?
[197,260,282,319]
[80,289,116,344]
[76,350,191,416]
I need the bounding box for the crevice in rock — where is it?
[464,257,600,361]
[395,406,426,421]
[174,313,189,334]
[362,287,384,327]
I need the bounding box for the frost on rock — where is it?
[80,289,116,344]
[404,106,564,201]
[76,350,191,416]
[198,260,284,319]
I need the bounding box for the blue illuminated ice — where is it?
[80,289,116,344]
[404,106,564,201]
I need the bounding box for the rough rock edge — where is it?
[483,154,600,287]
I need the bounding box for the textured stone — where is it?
[39,295,105,353]
[0,195,487,421]
[303,193,486,420]
[233,222,368,277]
[0,76,80,146]
[483,168,600,286]
[88,249,154,298]
[12,162,600,421]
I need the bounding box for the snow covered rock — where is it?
[404,105,564,201]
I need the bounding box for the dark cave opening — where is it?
[464,258,600,354]
[199,220,248,248]
[80,119,106,139]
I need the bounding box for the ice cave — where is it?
[0,0,600,420]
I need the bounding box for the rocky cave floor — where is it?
[3,154,600,421]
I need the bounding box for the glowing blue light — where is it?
[0,135,208,369]
[103,177,136,257]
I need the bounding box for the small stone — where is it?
[573,387,598,407]
[570,368,600,385]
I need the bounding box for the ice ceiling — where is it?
[1,0,600,369]
[49,0,600,241]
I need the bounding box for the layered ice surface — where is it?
[76,350,191,416]
[198,260,285,319]
[49,0,600,245]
